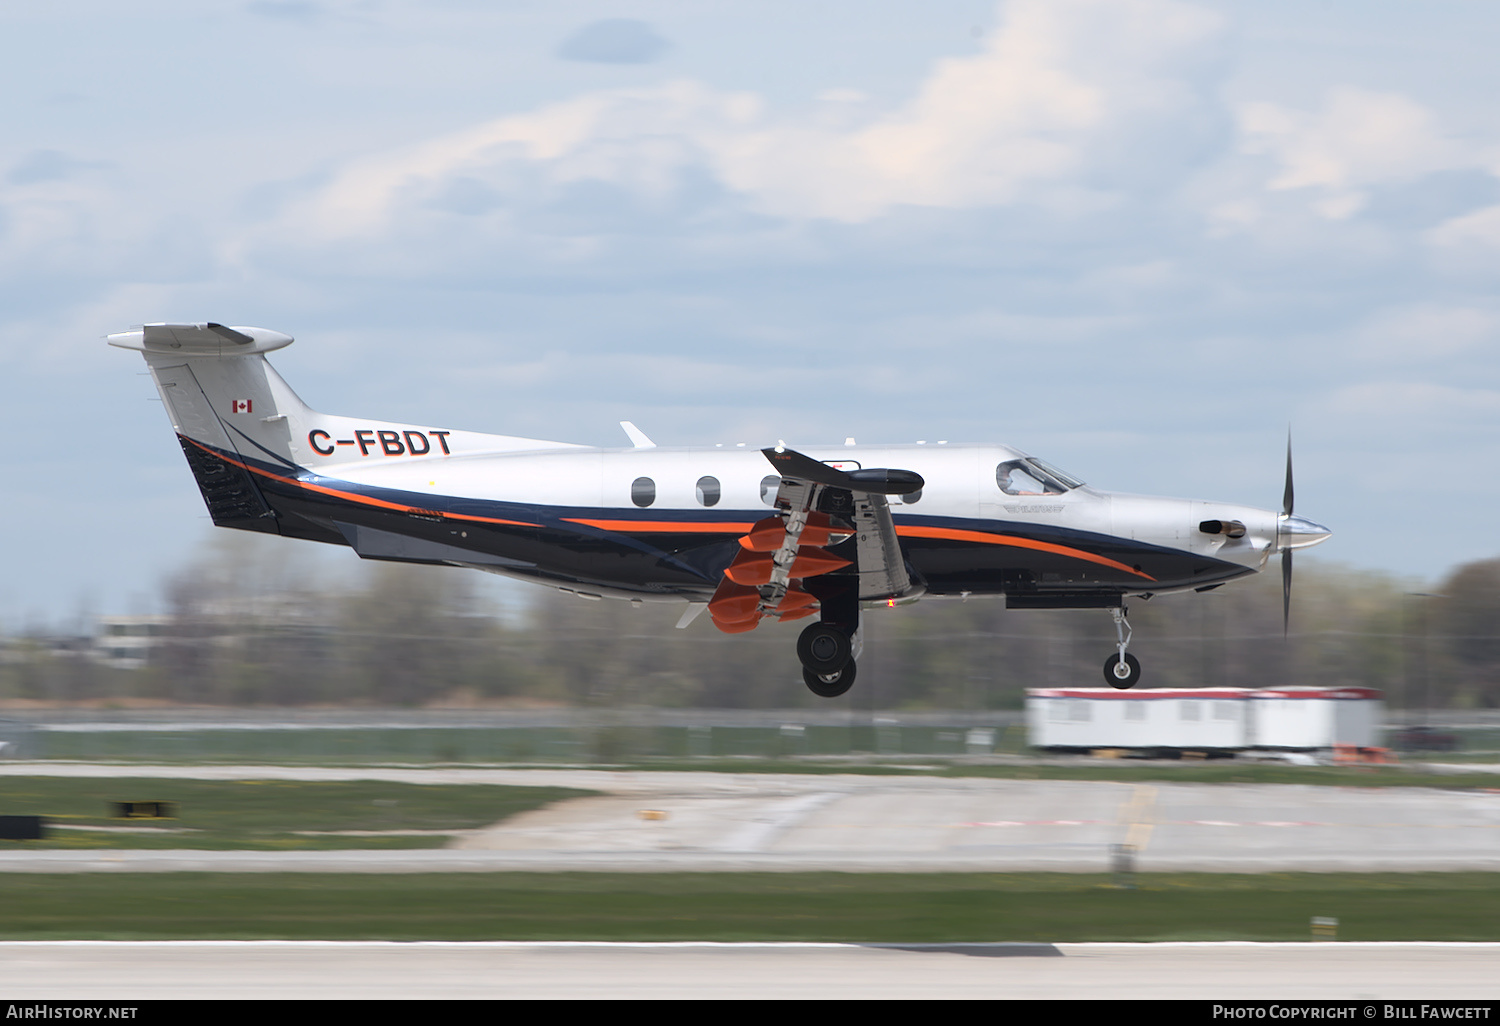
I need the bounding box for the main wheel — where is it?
[797,622,852,674]
[804,660,856,698]
[1103,653,1141,689]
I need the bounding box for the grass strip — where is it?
[0,778,592,850]
[1,872,1498,942]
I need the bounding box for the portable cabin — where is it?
[1026,686,1383,755]
[1247,687,1383,750]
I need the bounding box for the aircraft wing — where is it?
[708,447,925,632]
[760,447,923,604]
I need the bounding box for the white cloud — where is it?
[1238,87,1470,219]
[263,0,1226,244]
[1351,304,1500,364]
[1324,380,1500,424]
[1427,203,1500,251]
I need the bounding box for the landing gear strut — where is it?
[798,574,861,699]
[1103,606,1141,689]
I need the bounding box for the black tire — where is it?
[804,660,856,698]
[1103,653,1141,689]
[797,623,852,674]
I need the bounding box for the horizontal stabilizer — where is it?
[107,323,295,356]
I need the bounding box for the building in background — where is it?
[1027,686,1384,756]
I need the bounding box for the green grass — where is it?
[1,872,1498,942]
[0,778,593,850]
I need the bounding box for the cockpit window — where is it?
[1026,458,1083,490]
[996,458,1081,496]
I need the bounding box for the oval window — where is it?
[760,475,781,506]
[696,476,721,507]
[631,477,656,508]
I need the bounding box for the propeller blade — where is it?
[1283,546,1293,636]
[1282,432,1294,518]
[1281,431,1294,636]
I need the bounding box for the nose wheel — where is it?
[1103,607,1141,689]
[1104,652,1141,689]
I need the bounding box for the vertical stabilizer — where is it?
[109,324,306,534]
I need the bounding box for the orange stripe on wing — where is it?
[895,525,1156,581]
[181,436,539,528]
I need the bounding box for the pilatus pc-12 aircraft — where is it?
[112,323,1332,697]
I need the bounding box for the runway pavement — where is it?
[1,763,1498,872]
[2,941,1498,999]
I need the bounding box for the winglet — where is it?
[620,421,656,449]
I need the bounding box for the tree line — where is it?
[3,532,1499,709]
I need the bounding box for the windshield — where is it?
[996,457,1082,496]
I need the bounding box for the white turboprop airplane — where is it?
[111,323,1332,697]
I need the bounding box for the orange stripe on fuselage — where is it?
[563,519,758,534]
[187,441,1153,580]
[567,516,1156,582]
[895,525,1156,581]
[181,436,539,528]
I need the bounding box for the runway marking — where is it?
[1119,785,1156,852]
[952,820,1499,828]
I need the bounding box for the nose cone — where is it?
[1279,514,1332,551]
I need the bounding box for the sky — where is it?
[3,0,1499,626]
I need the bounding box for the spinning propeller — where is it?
[1280,434,1294,635]
[1275,433,1333,635]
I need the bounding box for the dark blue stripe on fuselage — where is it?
[203,440,1255,599]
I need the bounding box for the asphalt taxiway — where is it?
[3,941,1498,999]
[0,764,1497,872]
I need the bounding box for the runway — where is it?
[1,764,1498,872]
[2,941,1498,999]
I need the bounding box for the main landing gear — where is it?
[1103,606,1142,689]
[797,621,859,698]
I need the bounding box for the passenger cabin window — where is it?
[996,458,1082,496]
[696,476,721,507]
[760,475,781,506]
[631,477,656,508]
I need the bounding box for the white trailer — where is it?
[1026,686,1383,755]
[1248,687,1382,750]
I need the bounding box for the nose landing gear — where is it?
[1103,606,1141,689]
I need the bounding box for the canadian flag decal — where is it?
[231,399,253,414]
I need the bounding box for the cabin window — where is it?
[760,475,781,506]
[631,477,656,508]
[696,476,721,507]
